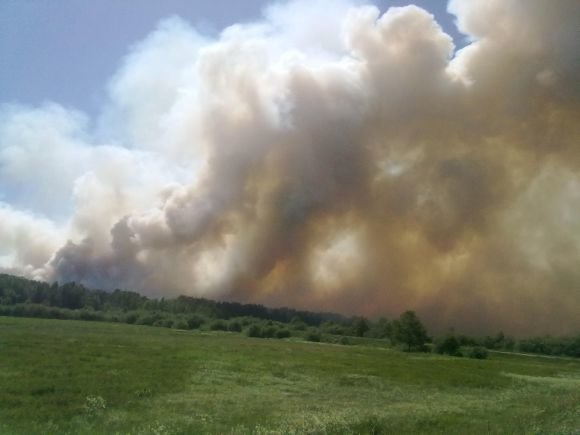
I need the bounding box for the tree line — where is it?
[0,273,578,358]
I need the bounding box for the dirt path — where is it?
[489,350,578,361]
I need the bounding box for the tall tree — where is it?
[391,311,428,351]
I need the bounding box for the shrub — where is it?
[339,336,351,345]
[322,321,348,336]
[48,307,64,319]
[161,318,174,328]
[79,310,104,322]
[236,317,256,327]
[435,334,461,356]
[275,328,291,339]
[11,305,26,317]
[26,304,48,318]
[107,314,121,322]
[262,326,278,338]
[186,315,205,329]
[209,319,228,331]
[228,320,242,332]
[136,314,156,326]
[468,346,488,359]
[173,319,189,330]
[290,317,307,331]
[124,312,138,324]
[305,329,321,342]
[246,324,262,338]
[351,317,370,337]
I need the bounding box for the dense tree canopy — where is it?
[0,273,578,358]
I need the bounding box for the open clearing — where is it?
[0,317,578,434]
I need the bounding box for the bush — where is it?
[11,304,26,317]
[228,320,242,332]
[124,312,138,324]
[468,346,488,359]
[48,307,64,319]
[136,314,157,326]
[246,324,262,338]
[25,304,48,318]
[161,318,174,328]
[107,313,121,322]
[236,317,256,327]
[79,310,104,322]
[209,319,228,331]
[435,334,461,356]
[339,336,351,345]
[290,317,307,331]
[186,315,205,329]
[322,321,348,336]
[173,319,189,330]
[262,326,278,338]
[275,328,291,339]
[305,329,321,342]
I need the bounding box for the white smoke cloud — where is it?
[0,204,64,277]
[1,0,579,335]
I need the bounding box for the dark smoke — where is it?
[1,0,579,335]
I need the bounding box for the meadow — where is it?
[0,317,578,434]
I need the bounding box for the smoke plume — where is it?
[1,0,579,335]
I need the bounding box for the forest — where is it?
[0,273,578,358]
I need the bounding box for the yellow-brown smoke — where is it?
[1,0,579,335]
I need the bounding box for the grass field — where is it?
[0,317,578,434]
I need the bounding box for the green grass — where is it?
[0,317,578,434]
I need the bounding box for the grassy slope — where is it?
[0,317,578,434]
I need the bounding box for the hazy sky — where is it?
[0,0,464,114]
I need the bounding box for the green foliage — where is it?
[468,346,489,359]
[136,313,157,326]
[305,329,321,342]
[320,321,348,335]
[186,315,205,329]
[290,316,307,330]
[261,325,278,338]
[518,335,580,358]
[209,319,228,331]
[246,324,262,338]
[78,310,105,322]
[173,319,189,330]
[368,317,391,339]
[0,273,578,359]
[435,333,461,356]
[227,320,242,332]
[275,328,291,339]
[0,273,345,328]
[339,336,352,345]
[391,311,429,352]
[124,312,138,324]
[351,317,370,337]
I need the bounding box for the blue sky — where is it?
[0,0,464,114]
